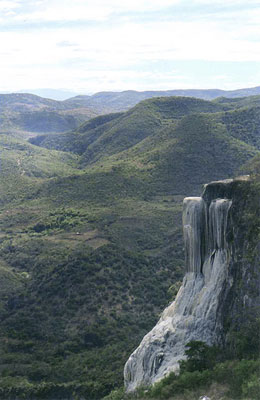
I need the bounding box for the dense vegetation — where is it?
[105,174,260,400]
[0,94,260,399]
[111,357,260,400]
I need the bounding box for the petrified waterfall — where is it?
[183,197,205,273]
[124,181,232,392]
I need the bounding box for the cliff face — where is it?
[124,177,260,392]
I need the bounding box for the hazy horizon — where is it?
[1,84,260,101]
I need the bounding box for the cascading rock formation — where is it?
[124,180,234,392]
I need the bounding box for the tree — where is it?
[179,341,219,373]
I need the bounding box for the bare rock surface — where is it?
[124,180,233,392]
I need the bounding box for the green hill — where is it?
[0,93,100,139]
[31,96,224,161]
[30,96,259,194]
[130,112,257,194]
[213,94,260,109]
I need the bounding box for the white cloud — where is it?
[2,17,260,64]
[192,0,260,5]
[13,4,109,22]
[1,0,260,92]
[0,66,189,93]
[7,0,181,23]
[0,0,20,9]
[0,0,21,14]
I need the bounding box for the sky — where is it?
[0,0,260,95]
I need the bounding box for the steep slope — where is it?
[73,111,257,196]
[29,112,124,153]
[79,97,226,165]
[219,106,260,149]
[121,176,260,400]
[149,113,257,194]
[124,179,239,391]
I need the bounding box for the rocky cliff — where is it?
[124,176,260,392]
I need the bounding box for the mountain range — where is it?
[2,85,260,139]
[3,85,260,101]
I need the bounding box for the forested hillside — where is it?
[3,86,260,140]
[0,95,259,399]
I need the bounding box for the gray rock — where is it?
[124,184,232,392]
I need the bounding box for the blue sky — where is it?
[0,0,260,94]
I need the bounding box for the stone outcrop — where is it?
[124,177,259,392]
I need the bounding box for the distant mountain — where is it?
[0,93,100,138]
[16,88,80,101]
[0,93,64,111]
[6,85,260,105]
[63,86,260,112]
[2,86,260,139]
